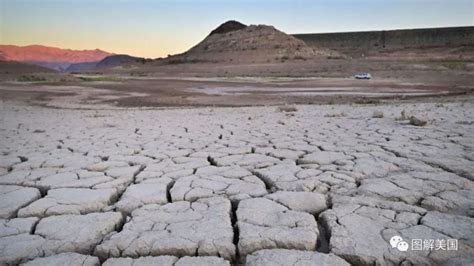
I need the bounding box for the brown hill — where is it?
[165,21,337,64]
[0,45,112,63]
[96,54,146,68]
[0,60,55,80]
[209,20,247,36]
[66,55,147,72]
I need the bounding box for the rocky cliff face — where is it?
[294,26,474,52]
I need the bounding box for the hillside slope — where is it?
[164,21,337,64]
[0,60,55,80]
[65,55,147,72]
[96,54,146,68]
[294,26,474,59]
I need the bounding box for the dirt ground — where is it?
[0,57,473,108]
[1,50,473,266]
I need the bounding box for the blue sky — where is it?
[1,0,473,58]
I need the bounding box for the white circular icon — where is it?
[390,235,403,248]
[389,235,409,252]
[397,241,409,251]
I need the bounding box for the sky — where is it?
[1,0,473,58]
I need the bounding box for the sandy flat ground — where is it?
[1,73,472,109]
[2,54,474,109]
[0,94,473,264]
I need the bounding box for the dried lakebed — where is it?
[0,101,473,265]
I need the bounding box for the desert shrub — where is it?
[71,71,102,75]
[293,55,306,60]
[77,75,121,82]
[166,59,205,65]
[372,111,384,118]
[167,59,187,64]
[437,60,471,70]
[409,116,427,126]
[130,72,148,77]
[395,109,408,121]
[325,112,347,117]
[279,56,289,62]
[327,55,344,60]
[355,98,381,105]
[277,106,298,113]
[17,75,46,82]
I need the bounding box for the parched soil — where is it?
[0,99,473,265]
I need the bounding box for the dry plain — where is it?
[0,73,473,265]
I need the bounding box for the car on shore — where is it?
[354,73,372,79]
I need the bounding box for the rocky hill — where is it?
[209,20,247,36]
[164,21,337,64]
[66,54,147,72]
[65,61,99,72]
[96,54,146,68]
[0,60,55,80]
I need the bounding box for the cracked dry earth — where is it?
[0,101,473,266]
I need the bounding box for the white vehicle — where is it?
[354,73,372,79]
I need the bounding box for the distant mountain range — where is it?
[0,44,113,70]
